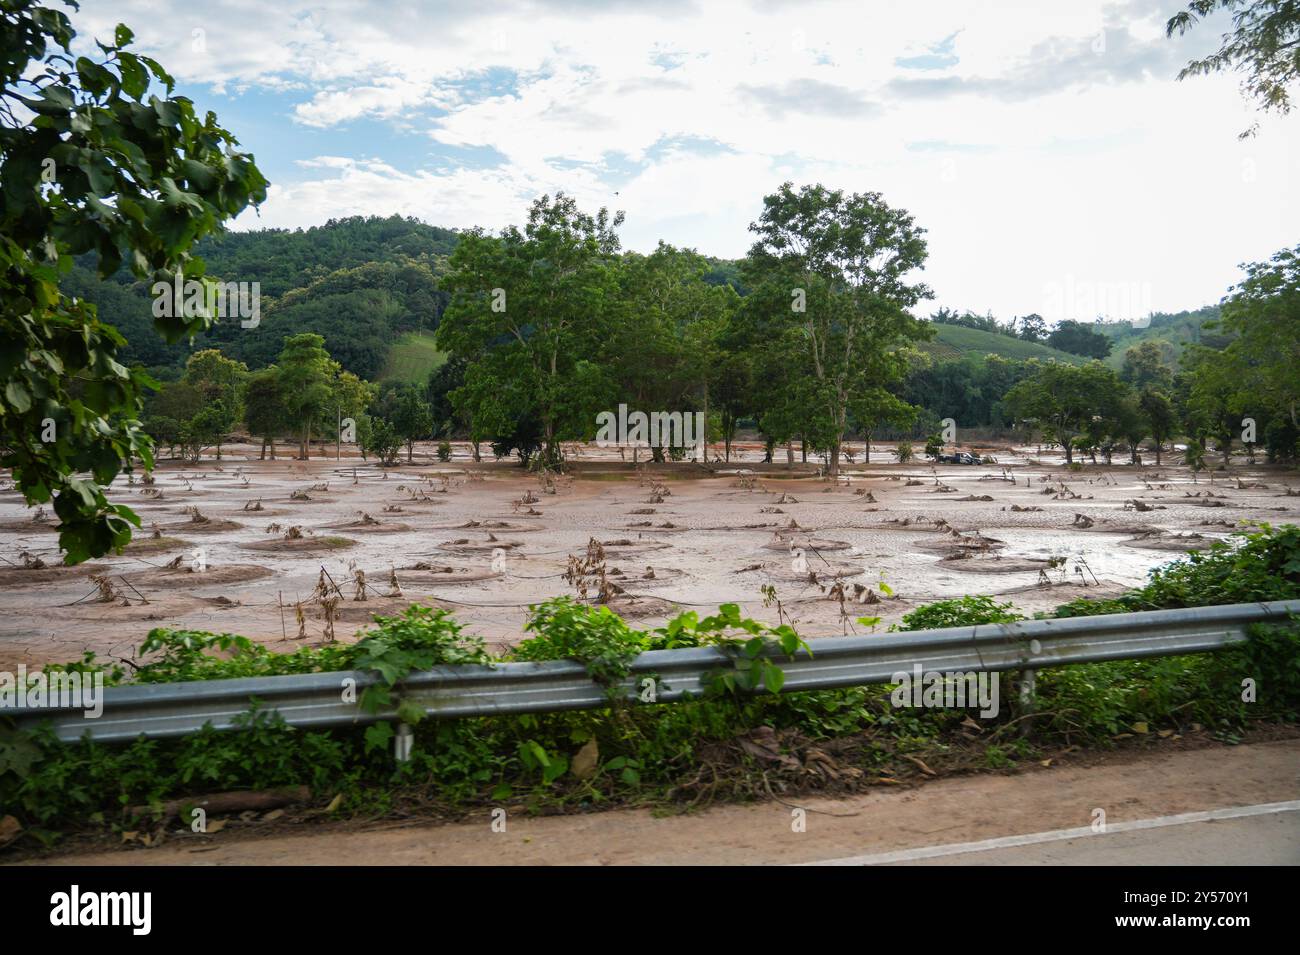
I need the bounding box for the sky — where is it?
[66,0,1299,323]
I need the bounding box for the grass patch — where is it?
[926,324,1086,363]
[380,331,447,384]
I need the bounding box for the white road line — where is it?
[803,799,1300,866]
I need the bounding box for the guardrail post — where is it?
[1019,668,1037,737]
[394,723,414,763]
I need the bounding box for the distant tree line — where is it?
[141,193,1297,476]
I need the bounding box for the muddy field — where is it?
[2,440,1297,670]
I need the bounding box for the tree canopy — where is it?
[0,0,266,562]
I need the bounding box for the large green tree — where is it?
[436,194,622,467]
[1185,345,1250,467]
[609,244,738,460]
[1006,360,1131,464]
[0,1,266,561]
[242,365,285,460]
[1120,340,1175,390]
[1139,387,1178,465]
[380,383,434,463]
[274,333,373,460]
[1047,320,1112,359]
[1214,245,1299,429]
[740,183,932,478]
[179,348,246,458]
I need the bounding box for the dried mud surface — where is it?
[2,440,1298,669]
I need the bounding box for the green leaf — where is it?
[76,57,115,96]
[4,381,31,413]
[763,663,785,693]
[0,729,41,778]
[542,755,569,784]
[363,722,394,754]
[116,51,147,99]
[395,698,426,725]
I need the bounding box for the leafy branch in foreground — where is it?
[1,1,267,562]
[1167,0,1300,137]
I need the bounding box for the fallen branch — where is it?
[128,785,311,822]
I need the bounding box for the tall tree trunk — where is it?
[785,441,794,466]
[544,417,556,468]
[701,380,709,462]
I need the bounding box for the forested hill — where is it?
[1096,305,1226,370]
[67,212,1221,388]
[66,215,458,381]
[68,215,750,383]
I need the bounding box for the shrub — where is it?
[892,595,1022,631]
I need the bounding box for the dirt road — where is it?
[27,739,1300,866]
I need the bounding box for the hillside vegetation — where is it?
[68,215,456,381]
[925,323,1085,363]
[66,215,1218,388]
[1097,306,1227,371]
[382,331,448,383]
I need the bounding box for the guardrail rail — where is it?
[8,599,1299,744]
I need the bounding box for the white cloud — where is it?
[72,0,1300,318]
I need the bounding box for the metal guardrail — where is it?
[8,600,1300,744]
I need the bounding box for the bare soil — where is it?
[1,440,1298,669]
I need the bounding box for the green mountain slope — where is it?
[67,215,456,382]
[924,323,1085,363]
[1096,306,1227,370]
